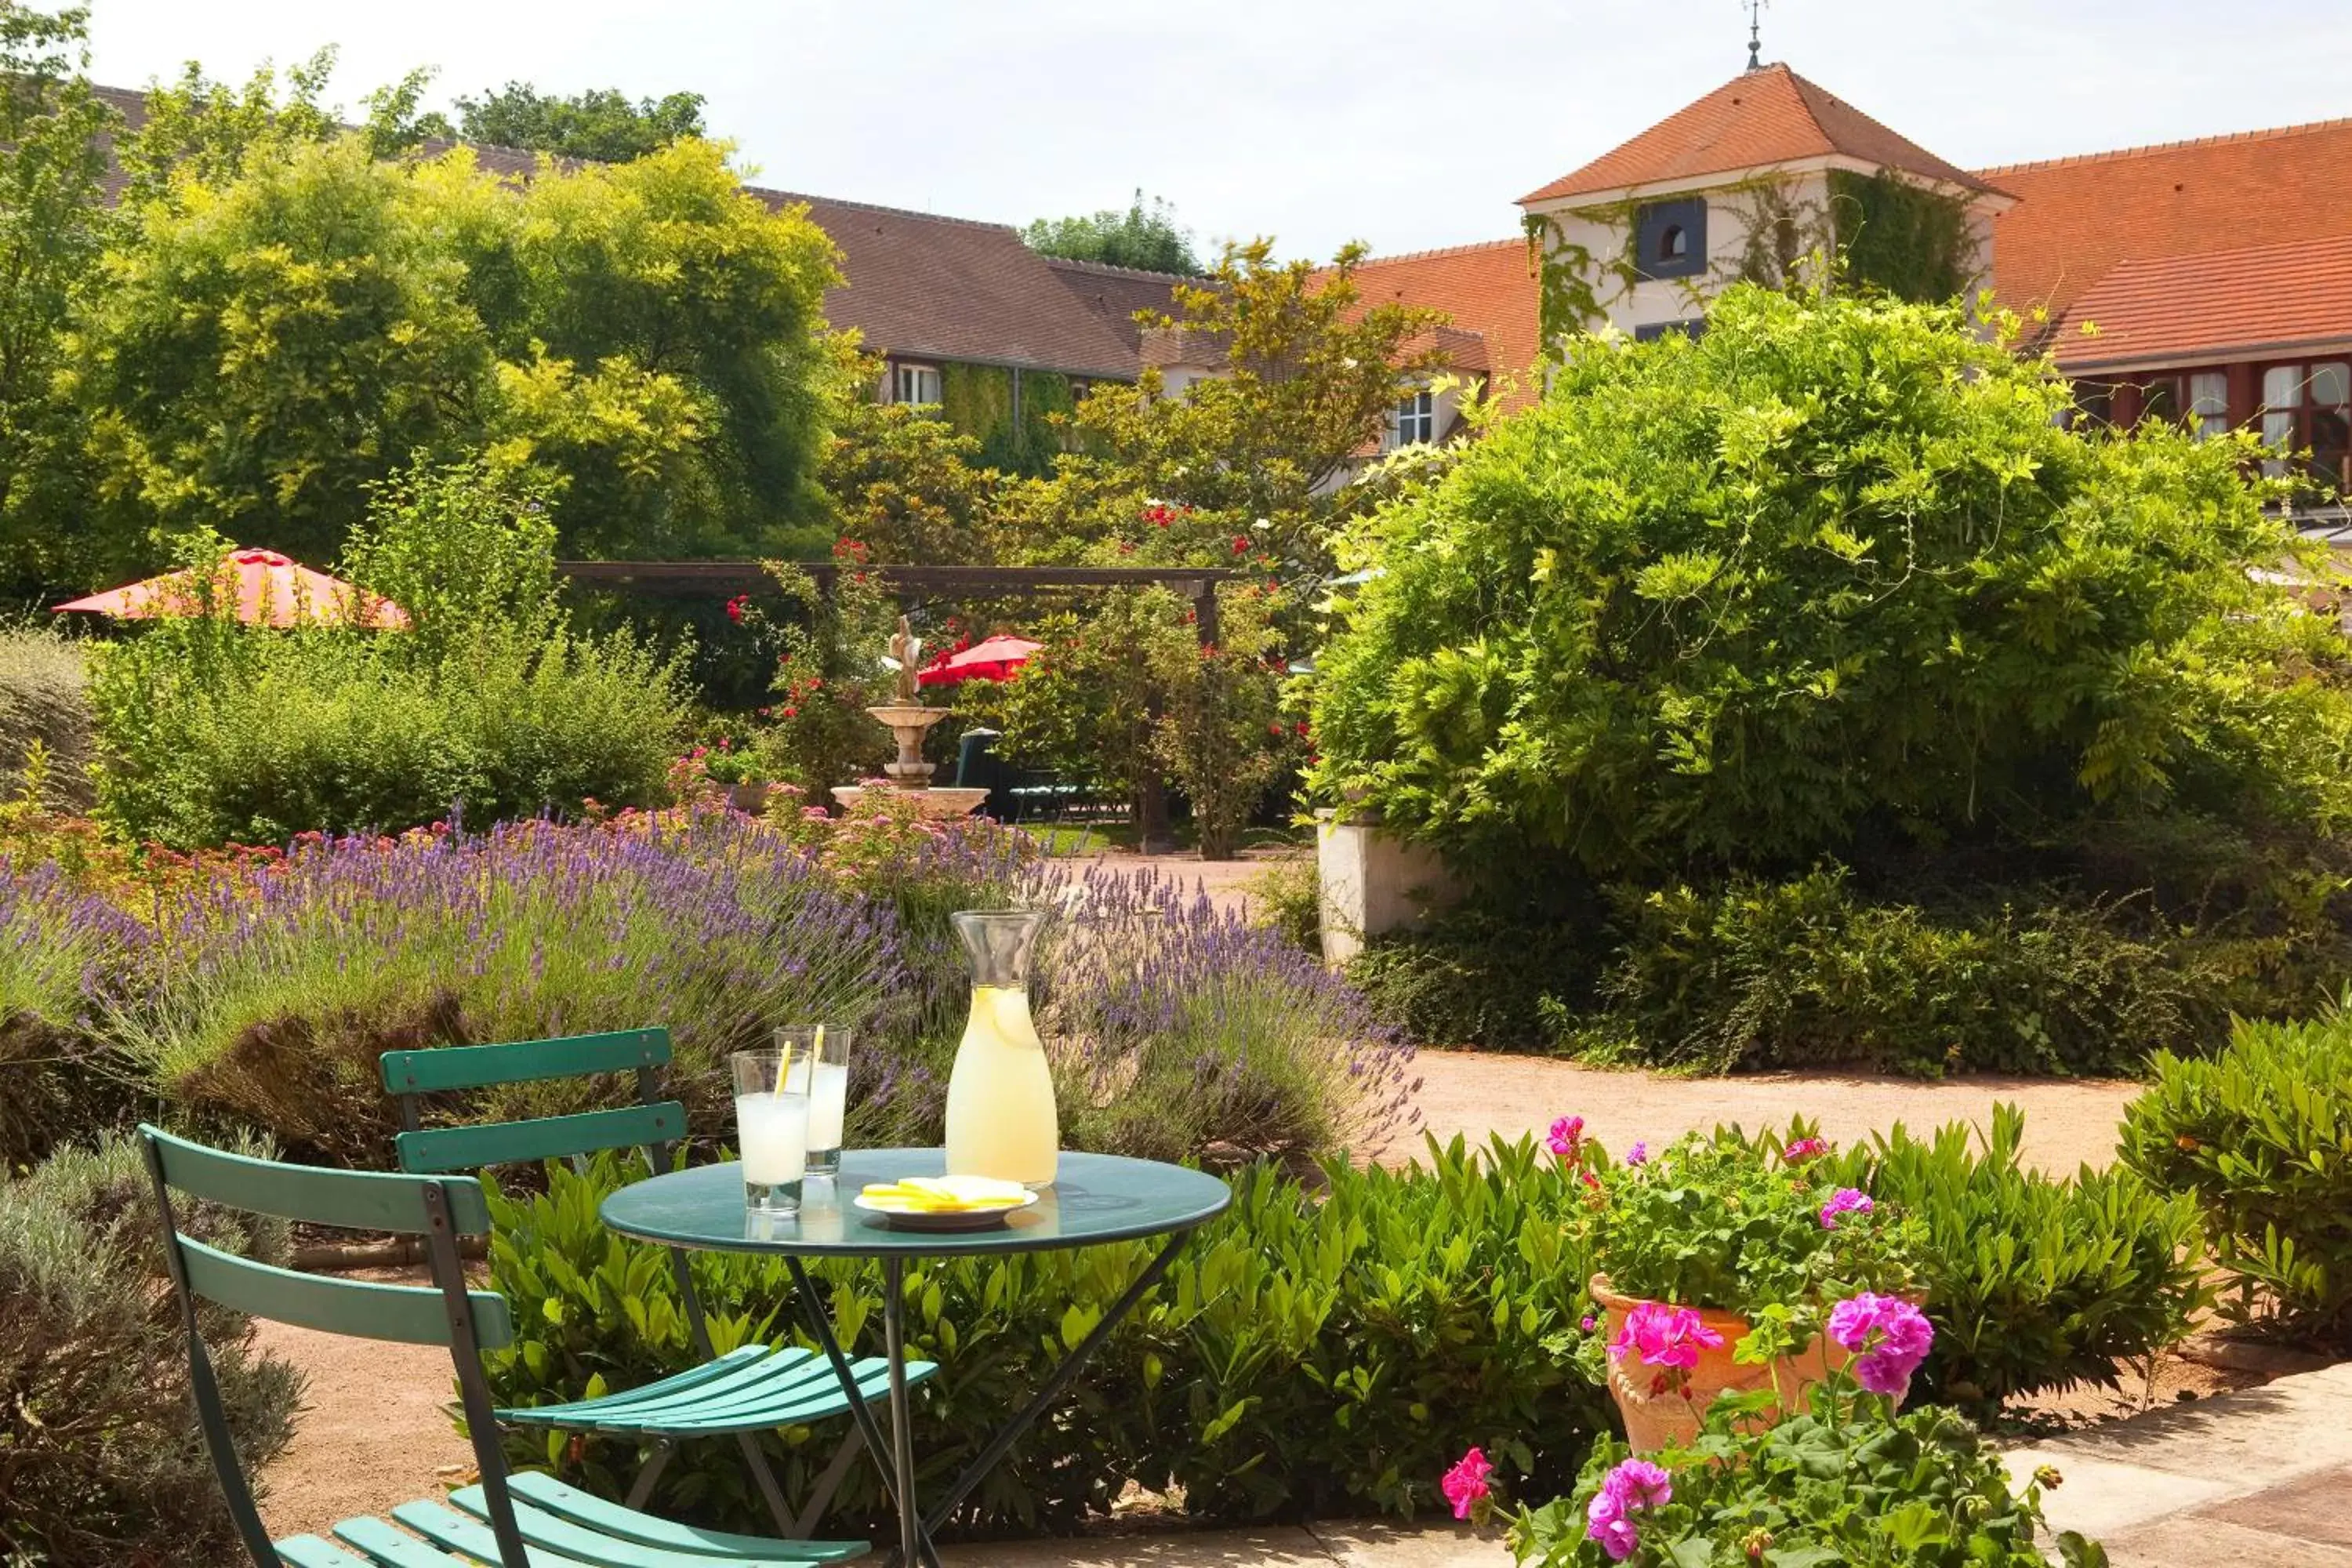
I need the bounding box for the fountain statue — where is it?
[829,616,989,818]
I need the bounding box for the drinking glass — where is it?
[731,1049,811,1214]
[775,1025,851,1177]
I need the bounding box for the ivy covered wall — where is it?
[935,362,1078,477]
[1827,170,1977,304]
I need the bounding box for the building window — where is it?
[2186,372,2230,440]
[1388,390,1434,449]
[2072,380,2116,430]
[2262,360,2351,491]
[1634,198,1708,282]
[1632,318,1707,343]
[892,362,942,408]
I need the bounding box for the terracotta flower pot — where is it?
[724,781,773,815]
[1589,1274,1852,1452]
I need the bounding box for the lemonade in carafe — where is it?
[943,910,1058,1187]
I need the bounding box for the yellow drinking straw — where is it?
[774,1024,820,1096]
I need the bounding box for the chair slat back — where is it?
[180,1237,515,1348]
[379,1027,670,1096]
[147,1121,492,1235]
[395,1102,688,1174]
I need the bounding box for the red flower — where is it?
[724,594,749,623]
[1294,720,1310,736]
[1230,535,1250,554]
[1269,721,1286,737]
[781,706,799,718]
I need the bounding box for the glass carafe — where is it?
[943,909,1058,1187]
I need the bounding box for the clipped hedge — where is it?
[1825,1105,2208,1410]
[2122,1011,2352,1345]
[0,626,95,811]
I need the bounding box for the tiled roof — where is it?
[756,191,1146,379]
[1977,117,2352,325]
[1341,239,1544,410]
[1520,64,1994,206]
[2049,233,2352,370]
[1041,257,1192,361]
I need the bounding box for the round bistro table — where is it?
[601,1148,1232,1568]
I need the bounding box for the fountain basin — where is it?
[829,785,989,818]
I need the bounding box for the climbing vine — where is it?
[1826,169,1978,303]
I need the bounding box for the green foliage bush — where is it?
[1511,1382,2101,1568]
[484,1137,1610,1535]
[0,860,149,1169]
[1826,1107,2208,1409]
[1581,872,2230,1076]
[0,626,94,811]
[2122,1012,2352,1345]
[87,463,690,848]
[1312,285,2352,880]
[1348,912,1602,1051]
[0,1134,301,1565]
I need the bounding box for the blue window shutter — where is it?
[1633,198,1709,282]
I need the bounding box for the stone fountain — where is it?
[829,617,990,818]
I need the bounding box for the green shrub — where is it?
[1582,871,2229,1076]
[0,1134,302,1565]
[87,464,690,848]
[0,625,94,811]
[2121,1012,2352,1345]
[1348,911,1602,1051]
[1509,1381,2102,1568]
[1246,855,1321,954]
[1311,284,2350,881]
[482,1136,1610,1536]
[1828,1106,2208,1409]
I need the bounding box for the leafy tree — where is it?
[820,349,1000,565]
[454,82,706,163]
[1308,285,2352,880]
[112,52,340,209]
[0,2,116,595]
[66,131,840,564]
[1021,190,1200,274]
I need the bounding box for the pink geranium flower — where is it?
[1819,1187,1875,1229]
[1609,1301,1726,1371]
[1585,1457,1674,1561]
[1440,1446,1494,1520]
[1828,1291,1935,1397]
[1784,1136,1828,1162]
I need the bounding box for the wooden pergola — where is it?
[555,561,1240,645]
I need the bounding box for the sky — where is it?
[78,0,2352,262]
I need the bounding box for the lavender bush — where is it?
[107,811,906,1164]
[0,858,151,1166]
[1040,868,1418,1166]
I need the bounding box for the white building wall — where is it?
[1539,170,1835,339]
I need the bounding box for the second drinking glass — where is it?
[775,1025,851,1177]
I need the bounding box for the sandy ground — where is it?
[1405,1050,2143,1175]
[252,1049,2153,1538]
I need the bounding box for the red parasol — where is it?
[916,634,1041,687]
[52,549,412,630]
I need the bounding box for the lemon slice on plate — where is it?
[858,1175,1030,1212]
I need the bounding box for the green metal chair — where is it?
[138,1121,867,1567]
[380,1027,932,1539]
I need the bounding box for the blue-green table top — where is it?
[599,1147,1232,1258]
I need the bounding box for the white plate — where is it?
[851,1189,1040,1231]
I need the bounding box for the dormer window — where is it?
[1634,198,1708,281]
[1388,390,1435,449]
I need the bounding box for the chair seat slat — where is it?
[274,1534,381,1566]
[508,1356,931,1436]
[329,1515,516,1566]
[469,1479,866,1564]
[398,1498,862,1566]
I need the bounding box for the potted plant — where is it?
[1551,1119,1925,1450]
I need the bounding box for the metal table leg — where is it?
[788,1230,1196,1567]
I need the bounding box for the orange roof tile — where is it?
[1978,117,2352,326]
[1339,238,1545,410]
[2049,234,2352,370]
[1520,64,1993,207]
